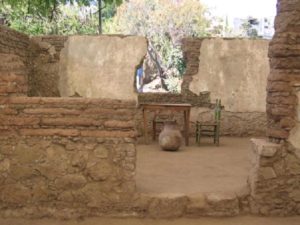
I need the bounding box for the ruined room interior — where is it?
[0,0,300,219]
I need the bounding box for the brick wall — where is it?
[0,97,137,217]
[0,97,136,137]
[28,36,68,97]
[0,26,30,96]
[267,0,300,141]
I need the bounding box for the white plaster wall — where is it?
[189,38,270,112]
[58,35,147,101]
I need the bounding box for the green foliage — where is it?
[0,0,121,34]
[240,17,260,38]
[108,0,219,92]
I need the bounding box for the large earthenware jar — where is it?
[159,121,182,151]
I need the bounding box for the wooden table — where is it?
[140,103,192,146]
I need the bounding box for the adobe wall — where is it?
[138,38,269,137]
[58,36,147,101]
[0,26,30,96]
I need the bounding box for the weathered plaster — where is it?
[189,38,269,112]
[58,35,147,101]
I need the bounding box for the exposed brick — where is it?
[267,95,298,105]
[23,108,81,115]
[104,120,135,129]
[81,130,136,138]
[0,116,40,126]
[20,129,79,137]
[41,118,102,126]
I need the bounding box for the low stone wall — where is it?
[248,139,300,215]
[0,97,137,218]
[0,26,30,96]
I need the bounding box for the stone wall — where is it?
[0,97,137,217]
[0,26,30,96]
[28,36,68,97]
[267,0,300,141]
[249,139,300,215]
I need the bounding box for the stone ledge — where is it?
[251,139,282,157]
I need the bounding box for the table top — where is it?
[139,103,192,107]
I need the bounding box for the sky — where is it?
[201,0,277,18]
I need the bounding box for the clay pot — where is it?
[159,121,182,151]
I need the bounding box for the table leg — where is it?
[186,109,190,146]
[184,110,189,146]
[143,109,148,144]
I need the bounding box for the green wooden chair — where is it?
[196,99,222,146]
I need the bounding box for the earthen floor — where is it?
[1,216,300,225]
[136,137,254,194]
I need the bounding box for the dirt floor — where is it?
[1,216,300,225]
[136,137,253,194]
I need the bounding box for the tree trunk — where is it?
[98,0,102,34]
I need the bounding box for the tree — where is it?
[0,0,122,33]
[108,0,219,92]
[241,17,260,38]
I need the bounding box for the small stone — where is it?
[289,190,300,202]
[186,193,207,214]
[0,159,10,173]
[285,154,300,175]
[261,146,278,157]
[257,167,277,180]
[86,161,112,181]
[55,174,87,190]
[206,192,237,204]
[94,145,109,159]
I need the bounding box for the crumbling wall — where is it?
[58,35,147,101]
[138,38,269,137]
[249,139,300,215]
[28,36,68,97]
[267,0,300,141]
[248,0,300,216]
[0,26,30,96]
[0,97,137,218]
[188,38,269,137]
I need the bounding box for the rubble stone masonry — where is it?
[0,26,30,96]
[267,0,300,140]
[0,97,137,217]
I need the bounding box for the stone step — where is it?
[131,188,250,218]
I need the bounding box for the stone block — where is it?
[289,190,300,202]
[94,145,109,159]
[55,174,87,190]
[186,193,207,215]
[285,154,300,175]
[147,194,188,218]
[86,160,112,181]
[257,167,277,180]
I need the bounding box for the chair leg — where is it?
[216,125,220,146]
[213,125,216,144]
[196,124,199,143]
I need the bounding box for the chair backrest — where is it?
[214,99,222,123]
